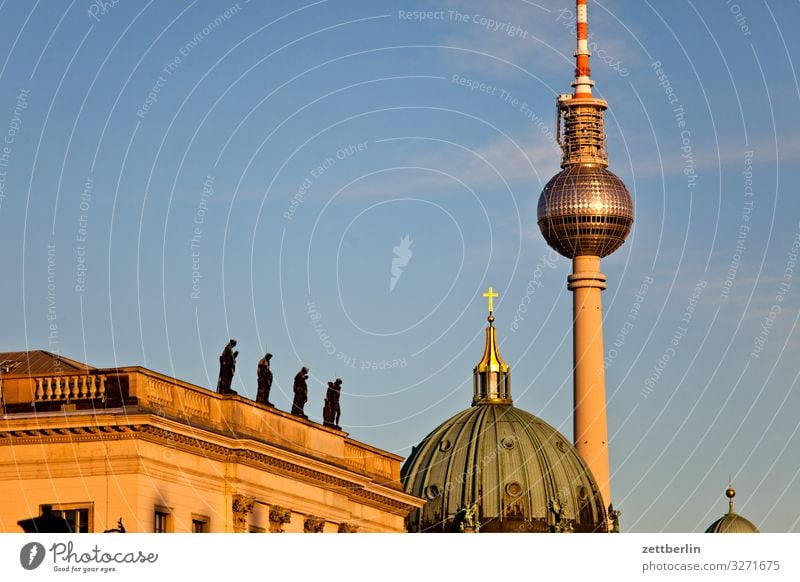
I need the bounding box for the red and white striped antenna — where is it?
[573,0,594,98]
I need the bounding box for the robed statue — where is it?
[323,378,342,428]
[217,339,238,394]
[291,366,309,417]
[256,353,273,406]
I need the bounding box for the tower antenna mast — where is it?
[574,0,594,99]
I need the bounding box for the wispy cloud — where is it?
[341,131,560,200]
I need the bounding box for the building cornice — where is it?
[0,414,423,515]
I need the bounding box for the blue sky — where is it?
[0,0,799,532]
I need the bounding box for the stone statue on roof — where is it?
[217,339,238,394]
[323,378,342,428]
[256,353,273,406]
[291,366,309,418]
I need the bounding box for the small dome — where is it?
[705,487,759,534]
[538,165,633,258]
[705,513,759,534]
[401,404,607,533]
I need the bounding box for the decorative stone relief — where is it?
[232,494,255,532]
[304,515,325,533]
[268,505,291,533]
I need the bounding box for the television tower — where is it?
[537,0,634,517]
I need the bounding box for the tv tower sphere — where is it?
[538,164,633,258]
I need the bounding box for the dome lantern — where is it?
[473,287,511,405]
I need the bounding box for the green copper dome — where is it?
[401,404,607,532]
[401,298,607,533]
[705,487,759,534]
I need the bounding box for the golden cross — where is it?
[482,287,499,313]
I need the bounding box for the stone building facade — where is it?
[0,351,422,533]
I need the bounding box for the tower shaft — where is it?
[568,255,611,508]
